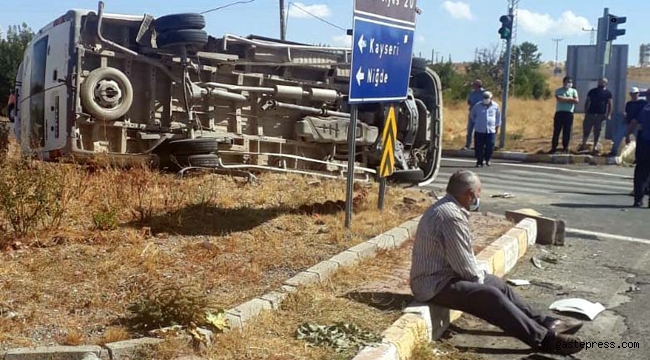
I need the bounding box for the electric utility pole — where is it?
[582,27,596,45]
[279,0,287,40]
[551,39,564,74]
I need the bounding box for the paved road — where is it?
[441,235,650,360]
[422,158,649,359]
[427,158,644,238]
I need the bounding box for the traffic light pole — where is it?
[600,7,609,78]
[499,6,514,149]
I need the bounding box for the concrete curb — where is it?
[1,217,423,360]
[352,218,537,360]
[224,216,423,330]
[442,148,624,166]
[1,338,163,360]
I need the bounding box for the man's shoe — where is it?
[486,161,491,167]
[540,333,584,355]
[543,318,583,335]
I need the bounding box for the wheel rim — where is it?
[94,79,123,108]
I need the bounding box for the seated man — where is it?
[410,170,584,355]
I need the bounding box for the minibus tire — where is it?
[154,13,205,32]
[157,29,209,49]
[80,67,134,121]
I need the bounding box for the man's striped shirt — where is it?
[410,194,485,302]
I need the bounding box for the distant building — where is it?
[640,44,650,67]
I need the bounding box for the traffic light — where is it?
[606,14,626,41]
[499,15,513,40]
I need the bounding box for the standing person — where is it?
[410,170,584,355]
[611,87,647,156]
[464,79,485,150]
[469,91,500,167]
[550,76,579,154]
[7,89,17,122]
[629,90,650,207]
[580,77,613,155]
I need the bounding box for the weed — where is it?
[0,159,73,239]
[92,208,119,231]
[127,278,220,331]
[0,123,9,162]
[98,327,130,345]
[58,328,84,346]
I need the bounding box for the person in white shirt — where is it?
[469,91,501,167]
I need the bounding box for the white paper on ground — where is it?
[549,298,606,320]
[507,279,531,286]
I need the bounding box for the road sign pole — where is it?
[378,177,386,210]
[499,6,514,149]
[347,0,418,224]
[344,105,358,229]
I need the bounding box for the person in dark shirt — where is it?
[610,87,648,156]
[629,89,650,207]
[580,78,613,154]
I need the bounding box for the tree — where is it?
[428,62,466,102]
[0,23,34,113]
[465,44,503,96]
[513,41,542,68]
[511,42,550,99]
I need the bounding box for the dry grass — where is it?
[141,214,511,360]
[443,75,614,154]
[411,340,485,360]
[0,135,430,351]
[628,67,650,84]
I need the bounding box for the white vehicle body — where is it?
[14,2,443,185]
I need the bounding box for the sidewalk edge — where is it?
[352,218,536,360]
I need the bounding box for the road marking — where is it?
[436,171,632,192]
[442,158,633,179]
[567,228,650,246]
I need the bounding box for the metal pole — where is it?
[499,6,514,149]
[552,38,563,67]
[601,7,609,78]
[378,177,386,210]
[279,0,287,40]
[345,105,358,228]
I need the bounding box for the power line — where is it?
[287,1,346,32]
[200,0,257,15]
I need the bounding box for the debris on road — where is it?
[531,256,545,269]
[507,279,531,286]
[491,192,515,198]
[626,285,641,293]
[549,298,606,320]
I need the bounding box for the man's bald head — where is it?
[447,170,480,196]
[446,170,481,210]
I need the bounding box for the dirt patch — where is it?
[0,141,432,350]
[140,213,511,360]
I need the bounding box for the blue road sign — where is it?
[348,0,418,104]
[348,17,415,103]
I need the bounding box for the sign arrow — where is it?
[358,34,367,54]
[356,67,365,86]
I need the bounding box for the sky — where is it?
[0,0,646,66]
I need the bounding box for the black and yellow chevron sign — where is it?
[379,105,397,178]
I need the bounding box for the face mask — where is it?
[469,192,481,212]
[482,99,491,105]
